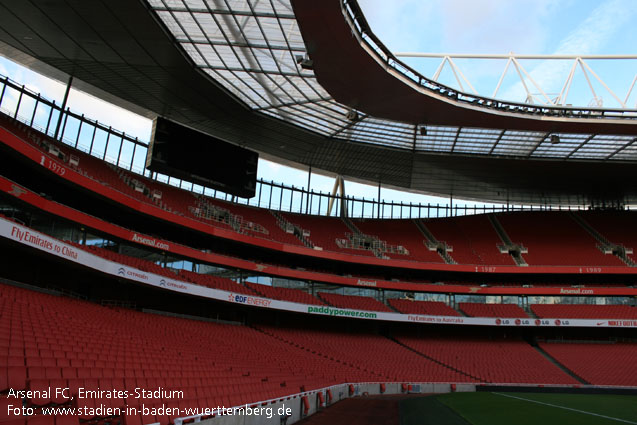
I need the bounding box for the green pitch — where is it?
[400,392,637,425]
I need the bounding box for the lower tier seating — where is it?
[1,282,637,425]
[540,342,637,386]
[396,336,577,385]
[256,326,472,383]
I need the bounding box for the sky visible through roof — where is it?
[0,0,635,213]
[363,0,637,108]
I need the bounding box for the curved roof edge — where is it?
[1,0,637,204]
[292,0,637,135]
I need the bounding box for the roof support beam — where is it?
[152,6,295,19]
[488,129,507,155]
[566,134,596,159]
[450,127,462,153]
[175,38,306,52]
[202,65,313,78]
[528,132,552,156]
[327,175,347,217]
[606,137,637,160]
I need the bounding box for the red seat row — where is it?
[540,342,637,386]
[317,292,393,312]
[458,302,528,318]
[532,304,637,319]
[2,281,637,425]
[388,299,460,316]
[5,114,637,268]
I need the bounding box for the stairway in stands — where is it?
[341,217,383,258]
[570,212,635,266]
[109,164,171,210]
[413,220,456,264]
[488,215,528,266]
[190,195,270,236]
[530,344,590,385]
[386,336,488,383]
[340,217,408,259]
[342,216,361,235]
[525,306,539,319]
[271,211,314,248]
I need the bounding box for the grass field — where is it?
[400,392,637,425]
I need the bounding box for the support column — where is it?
[326,175,347,217]
[305,166,312,214]
[54,75,73,140]
[377,181,381,219]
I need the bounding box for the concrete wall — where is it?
[174,382,477,425]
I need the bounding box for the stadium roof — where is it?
[0,0,636,205]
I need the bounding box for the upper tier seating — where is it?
[199,198,305,246]
[540,342,637,386]
[531,304,637,319]
[496,212,624,266]
[351,219,444,262]
[2,115,635,269]
[459,302,529,318]
[317,292,393,312]
[387,299,460,316]
[579,211,637,262]
[280,214,376,257]
[423,215,516,265]
[7,118,306,248]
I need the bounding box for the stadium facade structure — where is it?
[1,2,637,425]
[0,0,636,206]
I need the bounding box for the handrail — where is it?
[0,73,617,218]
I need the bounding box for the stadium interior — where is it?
[0,0,636,424]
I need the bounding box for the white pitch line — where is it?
[493,392,637,424]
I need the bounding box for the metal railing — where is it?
[0,73,601,219]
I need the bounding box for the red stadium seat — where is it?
[8,367,27,390]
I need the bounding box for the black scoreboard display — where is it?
[146,117,258,198]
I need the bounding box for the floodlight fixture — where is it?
[295,55,313,70]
